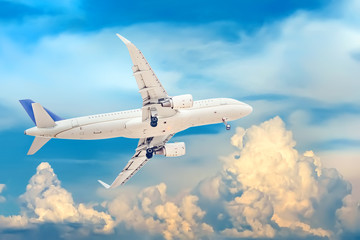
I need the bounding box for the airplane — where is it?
[20,34,252,189]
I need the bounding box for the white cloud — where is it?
[107,183,213,240]
[193,117,357,238]
[101,116,359,239]
[0,184,6,203]
[0,117,359,239]
[0,162,115,235]
[336,194,360,233]
[320,150,360,200]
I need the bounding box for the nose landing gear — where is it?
[222,117,231,130]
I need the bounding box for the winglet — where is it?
[97,180,111,189]
[116,34,131,45]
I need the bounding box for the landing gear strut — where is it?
[222,117,231,130]
[146,148,154,159]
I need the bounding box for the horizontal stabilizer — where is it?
[97,180,111,189]
[28,137,51,155]
[32,103,56,128]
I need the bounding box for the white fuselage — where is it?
[25,98,252,140]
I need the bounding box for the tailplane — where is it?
[19,99,61,155]
[28,137,51,155]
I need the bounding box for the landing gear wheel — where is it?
[146,148,154,159]
[222,117,231,130]
[151,116,158,122]
[150,116,158,127]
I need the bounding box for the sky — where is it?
[0,0,360,239]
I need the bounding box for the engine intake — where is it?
[156,142,186,157]
[161,94,193,109]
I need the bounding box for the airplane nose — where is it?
[24,130,27,135]
[244,104,253,116]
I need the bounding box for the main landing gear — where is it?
[146,148,154,159]
[150,108,158,127]
[150,116,158,127]
[222,117,231,130]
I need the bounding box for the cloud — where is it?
[336,195,360,233]
[100,116,359,239]
[0,162,115,235]
[1,117,359,239]
[0,184,6,203]
[193,117,345,238]
[107,183,213,240]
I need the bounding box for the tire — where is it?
[150,121,158,127]
[151,116,158,122]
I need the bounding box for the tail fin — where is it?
[19,99,60,154]
[31,103,56,128]
[28,137,51,155]
[19,99,63,125]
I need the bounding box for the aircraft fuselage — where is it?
[25,98,252,140]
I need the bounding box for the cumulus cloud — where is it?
[336,195,360,234]
[107,183,213,240]
[200,117,352,238]
[0,117,358,239]
[100,116,359,239]
[0,162,115,235]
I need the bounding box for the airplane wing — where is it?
[117,34,177,121]
[98,134,174,189]
[117,34,168,106]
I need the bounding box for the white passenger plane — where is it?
[20,34,252,189]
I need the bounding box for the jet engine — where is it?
[160,94,193,109]
[156,142,186,157]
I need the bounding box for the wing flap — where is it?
[102,154,149,189]
[98,134,175,189]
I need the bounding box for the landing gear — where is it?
[222,117,231,130]
[150,108,158,127]
[146,148,154,159]
[150,116,158,127]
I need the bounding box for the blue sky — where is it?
[1,0,360,239]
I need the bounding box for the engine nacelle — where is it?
[156,142,186,157]
[161,94,193,109]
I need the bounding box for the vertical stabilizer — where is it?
[19,99,63,125]
[32,103,56,128]
[28,137,51,155]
